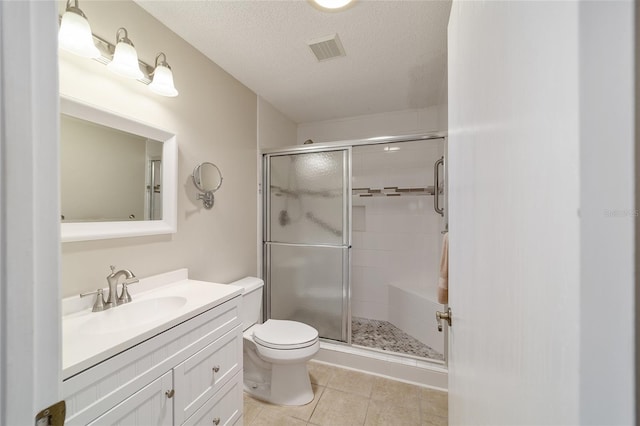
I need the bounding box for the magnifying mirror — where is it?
[192,162,223,209]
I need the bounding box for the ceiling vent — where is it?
[307,34,346,62]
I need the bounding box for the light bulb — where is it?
[58,5,100,58]
[312,0,354,10]
[107,28,143,80]
[148,53,178,97]
[149,65,178,97]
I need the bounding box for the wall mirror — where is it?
[60,96,177,242]
[192,162,223,209]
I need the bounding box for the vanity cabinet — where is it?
[63,295,243,426]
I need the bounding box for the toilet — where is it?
[231,277,320,406]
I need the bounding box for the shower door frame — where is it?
[262,131,449,361]
[263,146,353,344]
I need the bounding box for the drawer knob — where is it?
[212,365,220,373]
[165,389,175,399]
[212,417,220,425]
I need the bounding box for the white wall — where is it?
[297,105,447,145]
[59,0,258,297]
[256,96,298,274]
[578,1,635,424]
[448,1,581,424]
[258,96,297,150]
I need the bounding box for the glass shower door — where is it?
[264,149,350,342]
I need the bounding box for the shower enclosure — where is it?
[263,134,447,363]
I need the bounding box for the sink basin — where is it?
[80,296,188,335]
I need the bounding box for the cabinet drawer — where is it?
[182,372,242,426]
[174,326,242,425]
[87,371,172,426]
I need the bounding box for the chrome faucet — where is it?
[105,265,138,308]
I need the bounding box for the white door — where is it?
[446,1,634,425]
[446,0,581,407]
[0,0,62,424]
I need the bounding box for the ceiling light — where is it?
[107,28,143,80]
[311,0,355,10]
[148,53,179,97]
[58,0,100,58]
[384,146,400,152]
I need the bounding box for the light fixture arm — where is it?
[115,28,135,47]
[154,52,171,70]
[65,0,86,17]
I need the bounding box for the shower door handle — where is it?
[434,156,444,217]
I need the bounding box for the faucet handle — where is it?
[117,278,138,305]
[80,288,107,312]
[109,265,116,274]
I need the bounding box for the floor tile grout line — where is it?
[304,384,324,424]
[362,393,373,426]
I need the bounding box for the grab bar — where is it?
[434,156,444,216]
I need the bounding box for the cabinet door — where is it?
[174,326,242,424]
[87,371,173,426]
[182,373,242,426]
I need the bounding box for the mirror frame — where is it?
[60,96,178,242]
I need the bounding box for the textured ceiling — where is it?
[136,0,451,124]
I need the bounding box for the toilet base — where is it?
[243,362,314,406]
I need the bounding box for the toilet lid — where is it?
[253,319,319,349]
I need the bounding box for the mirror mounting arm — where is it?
[197,191,215,209]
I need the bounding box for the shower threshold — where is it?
[351,317,444,361]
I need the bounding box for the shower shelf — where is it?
[352,186,442,197]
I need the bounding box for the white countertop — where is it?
[62,269,242,379]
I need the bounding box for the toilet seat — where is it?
[253,319,319,350]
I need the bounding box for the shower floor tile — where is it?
[351,317,444,361]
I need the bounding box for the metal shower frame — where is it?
[261,131,448,358]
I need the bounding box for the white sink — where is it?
[80,296,188,335]
[62,269,244,378]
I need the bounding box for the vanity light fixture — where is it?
[58,17,179,97]
[107,28,144,80]
[58,0,100,58]
[148,53,179,97]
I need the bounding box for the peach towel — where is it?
[437,232,449,304]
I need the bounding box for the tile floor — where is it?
[351,317,445,361]
[243,360,448,426]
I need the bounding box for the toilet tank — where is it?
[229,277,264,331]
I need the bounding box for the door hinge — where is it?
[35,400,65,426]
